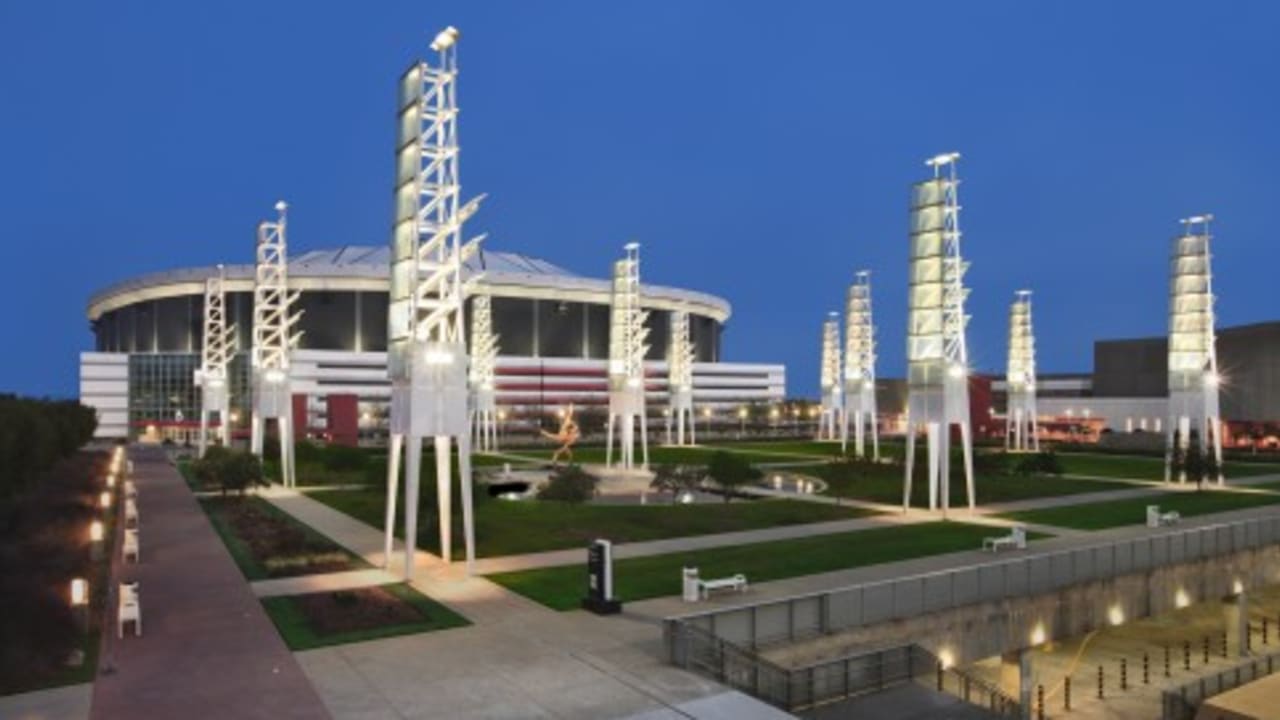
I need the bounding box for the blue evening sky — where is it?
[1,2,1277,398]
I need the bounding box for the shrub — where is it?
[1013,451,1063,477]
[649,464,700,503]
[706,451,761,502]
[191,447,267,496]
[537,465,598,504]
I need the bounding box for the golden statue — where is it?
[541,404,581,465]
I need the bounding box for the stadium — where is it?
[80,245,785,443]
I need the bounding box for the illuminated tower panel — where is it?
[1005,290,1039,452]
[384,26,485,579]
[817,312,843,441]
[195,265,236,456]
[250,202,302,488]
[902,152,975,513]
[1164,214,1224,484]
[666,309,696,446]
[469,294,499,452]
[606,243,650,470]
[841,270,879,459]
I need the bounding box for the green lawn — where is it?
[1000,489,1280,530]
[489,521,1039,610]
[200,496,368,580]
[1056,453,1279,481]
[309,487,873,559]
[812,460,1132,507]
[261,583,468,651]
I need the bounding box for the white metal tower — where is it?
[195,264,236,456]
[902,152,975,514]
[469,293,499,452]
[606,242,650,470]
[665,309,696,446]
[384,26,486,579]
[1164,214,1224,484]
[1005,290,1040,452]
[841,270,879,459]
[250,201,303,488]
[817,312,843,441]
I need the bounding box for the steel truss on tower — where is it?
[1164,214,1224,485]
[195,264,236,457]
[903,152,975,514]
[384,25,486,579]
[817,312,843,441]
[469,293,499,452]
[606,242,650,470]
[250,201,303,488]
[1005,290,1040,452]
[841,270,879,459]
[665,309,696,446]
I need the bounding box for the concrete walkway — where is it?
[89,448,330,720]
[0,683,92,720]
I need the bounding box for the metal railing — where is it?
[668,515,1280,651]
[1161,649,1280,720]
[666,620,1019,715]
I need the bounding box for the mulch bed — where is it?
[211,497,354,578]
[0,450,106,694]
[292,587,426,636]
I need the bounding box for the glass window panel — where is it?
[397,105,421,149]
[398,64,423,109]
[911,179,948,209]
[910,206,947,235]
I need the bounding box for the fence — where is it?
[667,621,1018,714]
[1161,649,1280,720]
[667,515,1280,651]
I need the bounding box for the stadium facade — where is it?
[81,246,784,443]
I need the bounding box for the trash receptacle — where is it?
[683,567,700,603]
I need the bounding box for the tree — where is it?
[650,464,700,504]
[706,450,761,503]
[537,464,598,504]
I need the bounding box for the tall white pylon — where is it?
[841,270,879,459]
[1164,214,1224,485]
[250,201,303,488]
[1005,290,1040,452]
[606,242,650,470]
[817,312,843,441]
[195,264,236,457]
[384,26,486,580]
[665,309,696,446]
[469,294,499,452]
[903,152,975,514]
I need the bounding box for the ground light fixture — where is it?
[1107,604,1125,626]
[1175,588,1191,608]
[70,578,88,607]
[99,491,112,510]
[90,520,104,543]
[1029,622,1047,646]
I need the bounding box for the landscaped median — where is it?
[487,521,1046,611]
[260,583,468,651]
[1055,452,1280,481]
[200,496,369,580]
[999,488,1280,531]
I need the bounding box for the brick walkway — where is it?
[89,448,330,720]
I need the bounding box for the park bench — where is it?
[123,528,139,563]
[118,581,142,638]
[1147,505,1181,528]
[983,525,1027,553]
[124,480,137,500]
[124,498,139,530]
[699,574,749,599]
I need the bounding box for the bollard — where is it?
[1121,658,1127,691]
[1037,684,1044,720]
[1143,651,1150,684]
[1097,664,1104,699]
[1164,644,1171,678]
[1203,635,1210,665]
[1184,640,1191,671]
[1222,631,1229,659]
[1264,618,1270,646]
[1064,676,1071,711]
[1247,623,1253,652]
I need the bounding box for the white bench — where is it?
[983,525,1027,553]
[1147,505,1181,528]
[118,582,141,638]
[124,499,139,530]
[123,528,139,563]
[699,574,749,599]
